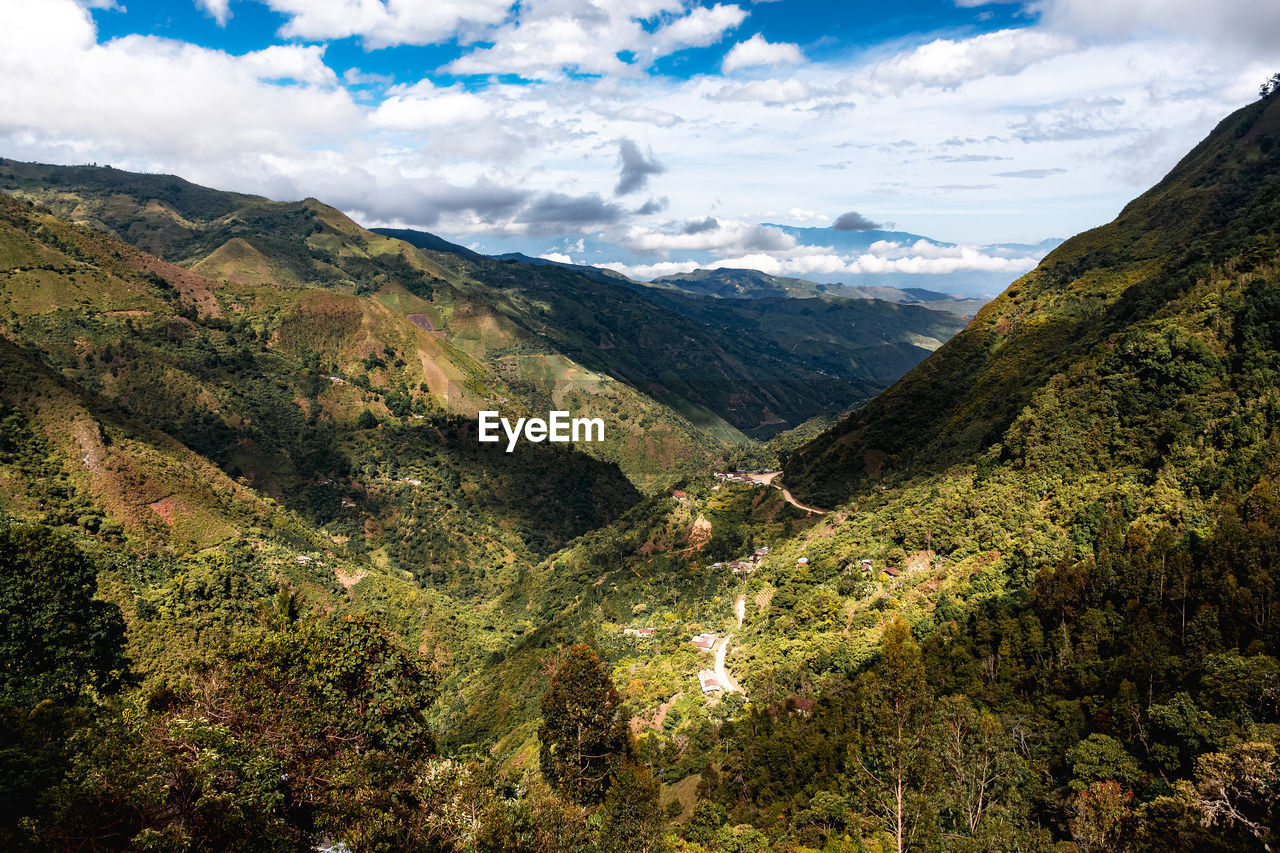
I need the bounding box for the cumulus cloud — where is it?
[615,139,665,195]
[682,216,719,233]
[262,0,513,49]
[862,29,1077,92]
[833,211,883,231]
[722,33,804,73]
[0,2,359,172]
[240,45,339,86]
[444,0,746,80]
[195,0,232,26]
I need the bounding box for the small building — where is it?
[796,557,809,566]
[732,562,754,575]
[882,566,901,578]
[672,490,688,501]
[623,627,655,637]
[860,558,873,573]
[690,633,716,651]
[698,670,722,693]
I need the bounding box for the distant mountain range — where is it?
[646,266,989,317]
[437,221,1063,297]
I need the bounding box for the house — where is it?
[732,562,754,575]
[796,557,809,566]
[623,627,655,637]
[690,633,716,651]
[698,670,722,693]
[860,558,873,573]
[672,490,688,501]
[754,546,771,557]
[882,566,901,578]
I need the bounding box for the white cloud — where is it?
[240,45,339,86]
[601,239,1045,280]
[195,0,232,26]
[0,4,358,173]
[1031,0,1280,57]
[370,80,493,130]
[787,208,828,223]
[263,0,513,49]
[722,33,804,73]
[620,220,794,254]
[445,0,746,80]
[861,29,1077,92]
[712,78,812,104]
[540,251,574,263]
[652,4,750,53]
[1,0,1271,266]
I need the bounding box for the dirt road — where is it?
[713,634,743,695]
[753,471,828,515]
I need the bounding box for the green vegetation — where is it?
[3,90,1280,850]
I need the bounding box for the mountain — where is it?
[650,266,990,316]
[783,91,1280,509]
[447,90,1280,849]
[6,93,1280,851]
[0,159,964,458]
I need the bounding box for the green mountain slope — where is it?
[0,191,640,580]
[784,93,1280,509]
[435,93,1280,849]
[4,94,1280,851]
[0,161,971,455]
[0,161,738,486]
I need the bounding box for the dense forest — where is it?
[2,89,1280,851]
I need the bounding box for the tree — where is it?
[850,618,938,853]
[1070,780,1133,852]
[0,519,127,706]
[538,644,629,805]
[1184,740,1280,849]
[934,694,1027,841]
[1261,72,1280,98]
[597,761,666,853]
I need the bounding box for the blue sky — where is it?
[2,0,1277,292]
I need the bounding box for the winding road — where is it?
[712,634,744,695]
[754,471,828,515]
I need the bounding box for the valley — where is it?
[2,90,1280,852]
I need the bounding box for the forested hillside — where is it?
[2,91,1279,851]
